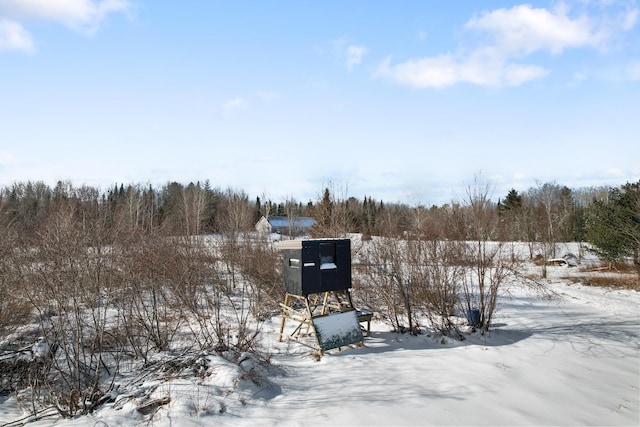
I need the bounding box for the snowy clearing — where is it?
[1,265,638,426]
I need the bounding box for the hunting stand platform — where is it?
[277,239,371,354]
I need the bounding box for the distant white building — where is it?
[255,215,316,236]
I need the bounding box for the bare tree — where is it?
[219,188,252,238]
[284,196,301,238]
[181,182,207,237]
[526,181,571,277]
[461,174,520,334]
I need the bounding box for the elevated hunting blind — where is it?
[277,238,370,356]
[279,238,352,296]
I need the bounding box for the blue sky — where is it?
[1,1,638,205]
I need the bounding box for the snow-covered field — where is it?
[1,257,639,426]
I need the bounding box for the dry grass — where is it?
[580,274,640,291]
[610,261,639,274]
[564,261,640,291]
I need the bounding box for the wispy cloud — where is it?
[222,97,247,118]
[346,44,367,71]
[0,19,34,53]
[0,0,133,53]
[622,7,638,31]
[376,3,637,88]
[375,50,549,88]
[332,39,367,71]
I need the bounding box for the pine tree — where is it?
[585,181,640,268]
[500,189,522,212]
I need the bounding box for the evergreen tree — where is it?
[585,181,640,268]
[585,199,628,267]
[500,189,522,212]
[498,188,523,241]
[614,182,640,266]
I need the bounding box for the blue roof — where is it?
[267,216,316,228]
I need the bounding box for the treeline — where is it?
[1,180,247,237]
[1,179,638,264]
[1,178,636,301]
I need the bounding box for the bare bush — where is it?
[116,234,185,359]
[216,236,263,353]
[358,236,468,337]
[361,237,419,334]
[409,239,467,336]
[0,226,31,331]
[166,237,234,352]
[237,235,282,319]
[20,203,123,416]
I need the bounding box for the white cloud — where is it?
[503,63,551,86]
[0,0,132,54]
[375,51,549,89]
[375,55,458,88]
[346,44,367,71]
[0,0,132,32]
[0,19,34,53]
[331,39,367,71]
[376,3,632,89]
[465,4,604,55]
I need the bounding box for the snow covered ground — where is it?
[1,265,639,426]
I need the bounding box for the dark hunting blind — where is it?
[280,238,352,296]
[277,238,370,356]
